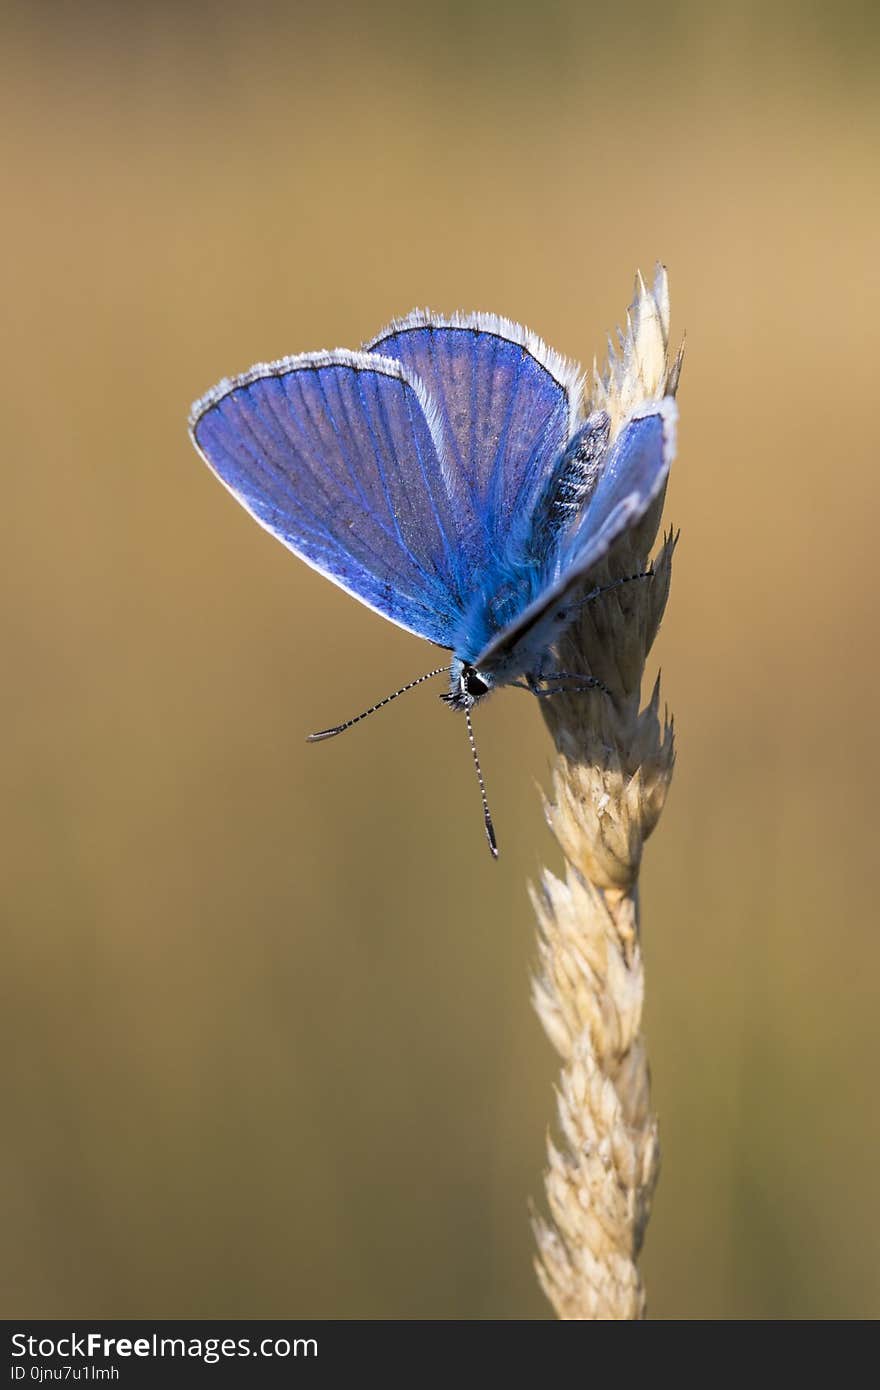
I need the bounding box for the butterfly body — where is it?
[190,294,678,852]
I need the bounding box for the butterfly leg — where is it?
[518,574,654,699]
[527,672,610,698]
[567,568,654,614]
[531,684,607,699]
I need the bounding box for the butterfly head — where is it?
[442,657,495,712]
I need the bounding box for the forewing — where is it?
[367,311,583,563]
[474,398,677,672]
[189,351,465,646]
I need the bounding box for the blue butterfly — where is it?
[189,309,678,855]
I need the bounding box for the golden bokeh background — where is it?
[3,1,878,1318]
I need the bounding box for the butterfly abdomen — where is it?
[507,410,611,572]
[551,411,611,523]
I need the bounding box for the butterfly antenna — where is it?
[465,705,498,859]
[306,666,450,741]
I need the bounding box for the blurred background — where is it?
[2,0,878,1319]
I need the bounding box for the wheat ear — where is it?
[530,267,681,1320]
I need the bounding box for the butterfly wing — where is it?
[189,351,466,647]
[366,312,583,567]
[474,398,677,674]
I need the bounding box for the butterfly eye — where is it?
[463,668,489,699]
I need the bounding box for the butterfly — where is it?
[189,304,678,856]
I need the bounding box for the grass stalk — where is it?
[530,268,680,1319]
